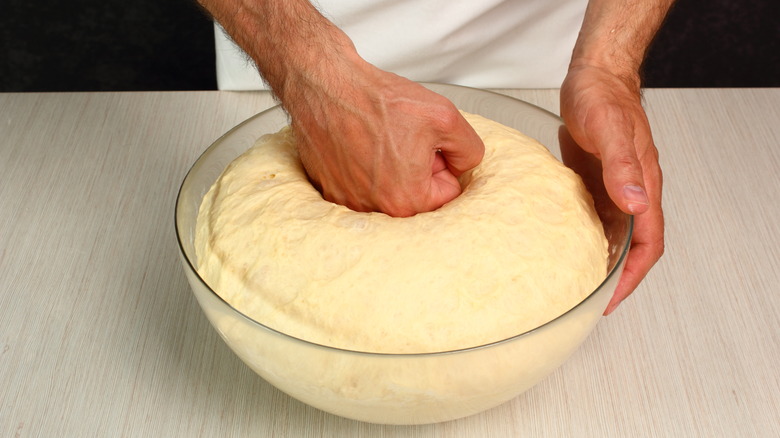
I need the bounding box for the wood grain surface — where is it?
[0,89,778,437]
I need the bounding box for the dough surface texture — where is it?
[195,112,608,354]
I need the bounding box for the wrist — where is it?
[273,32,369,110]
[566,56,642,94]
[201,0,366,102]
[256,18,363,103]
[568,27,645,93]
[568,0,675,90]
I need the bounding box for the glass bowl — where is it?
[175,83,632,425]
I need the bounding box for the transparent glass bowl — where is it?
[175,83,632,425]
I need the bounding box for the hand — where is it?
[283,61,485,217]
[561,64,665,314]
[196,0,484,217]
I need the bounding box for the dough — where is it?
[195,112,607,354]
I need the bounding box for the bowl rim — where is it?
[175,84,634,357]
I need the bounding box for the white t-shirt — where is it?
[214,0,587,90]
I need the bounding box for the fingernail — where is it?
[623,185,649,214]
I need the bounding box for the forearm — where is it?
[571,0,675,89]
[196,0,364,102]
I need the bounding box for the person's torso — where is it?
[215,0,587,90]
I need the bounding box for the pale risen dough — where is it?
[195,112,608,354]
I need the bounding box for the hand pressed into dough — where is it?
[284,64,485,218]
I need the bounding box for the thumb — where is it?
[437,115,485,177]
[593,121,649,215]
[426,151,462,209]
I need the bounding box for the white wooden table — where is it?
[1,88,778,437]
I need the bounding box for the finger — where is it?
[602,145,649,216]
[431,150,448,174]
[588,108,651,216]
[437,113,485,177]
[604,200,665,314]
[428,166,462,209]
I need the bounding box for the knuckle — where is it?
[655,235,666,259]
[428,103,462,131]
[606,152,640,176]
[375,188,418,218]
[382,201,417,218]
[648,144,660,162]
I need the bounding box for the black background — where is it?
[1,0,777,92]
